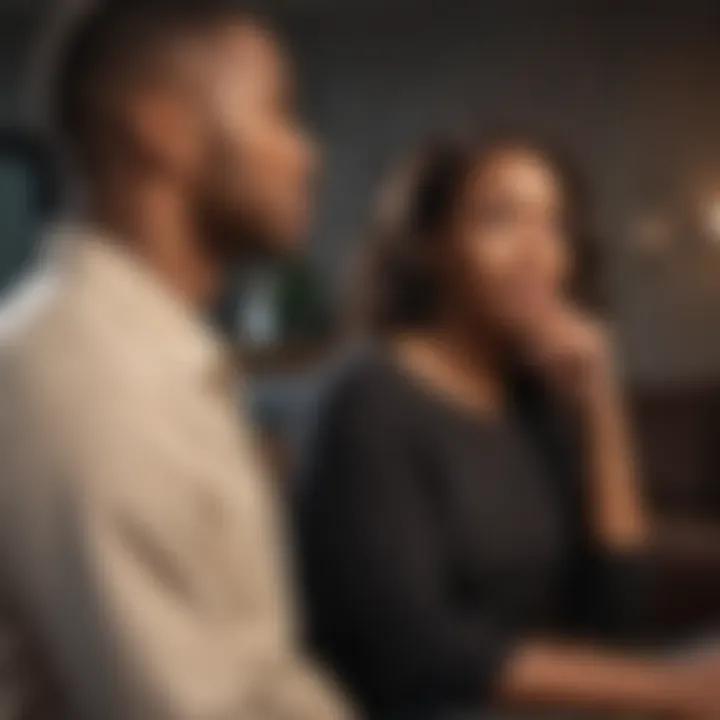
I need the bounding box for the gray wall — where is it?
[0,6,51,288]
[284,0,720,384]
[4,0,720,385]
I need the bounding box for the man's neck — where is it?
[88,181,221,311]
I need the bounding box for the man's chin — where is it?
[204,216,308,264]
[256,213,313,258]
[237,227,309,263]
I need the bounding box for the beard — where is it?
[193,185,276,268]
[190,134,286,268]
[193,194,276,266]
[191,121,312,266]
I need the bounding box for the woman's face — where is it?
[441,146,572,339]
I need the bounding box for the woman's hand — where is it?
[498,640,720,719]
[519,303,617,412]
[668,654,720,719]
[519,302,650,549]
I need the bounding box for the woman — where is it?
[296,133,719,719]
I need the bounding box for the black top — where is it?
[295,350,650,717]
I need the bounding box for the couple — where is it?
[0,2,716,719]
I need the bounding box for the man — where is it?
[0,2,351,718]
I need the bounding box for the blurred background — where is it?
[3,0,720,635]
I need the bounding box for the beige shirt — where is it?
[0,227,349,720]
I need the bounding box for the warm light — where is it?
[705,200,720,242]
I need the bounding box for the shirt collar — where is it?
[44,223,233,386]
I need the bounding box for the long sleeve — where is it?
[537,396,656,645]
[296,378,512,710]
[0,228,352,720]
[0,361,349,720]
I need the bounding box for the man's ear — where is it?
[124,86,203,179]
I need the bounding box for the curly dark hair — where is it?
[352,130,603,337]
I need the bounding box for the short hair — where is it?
[53,0,259,167]
[354,130,603,336]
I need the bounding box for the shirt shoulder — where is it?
[301,348,434,469]
[0,266,65,369]
[318,347,424,426]
[0,268,170,497]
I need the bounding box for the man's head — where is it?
[55,0,316,259]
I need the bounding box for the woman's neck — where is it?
[392,321,507,419]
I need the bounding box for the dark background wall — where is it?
[280,0,720,384]
[3,0,720,384]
